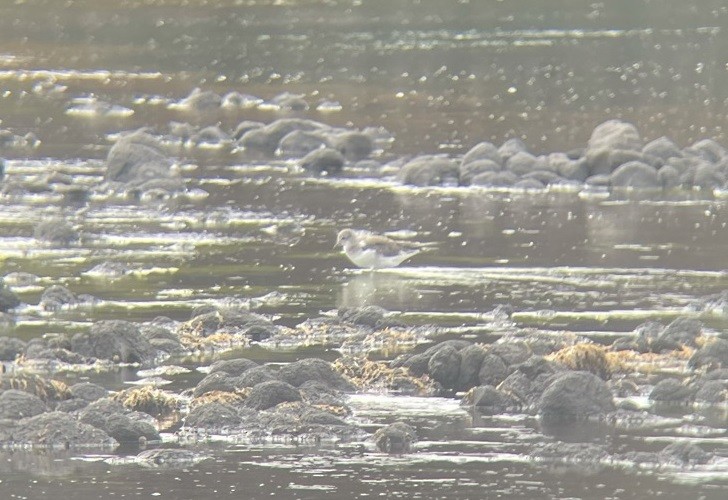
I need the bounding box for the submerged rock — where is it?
[39,284,76,311]
[299,148,345,175]
[106,130,175,185]
[34,219,79,245]
[373,421,416,454]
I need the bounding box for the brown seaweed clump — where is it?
[0,373,71,401]
[548,343,616,380]
[332,356,434,395]
[113,386,181,426]
[189,389,247,409]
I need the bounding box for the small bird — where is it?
[335,229,433,269]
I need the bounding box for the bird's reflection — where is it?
[337,270,422,310]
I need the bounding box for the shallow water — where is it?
[1,0,728,498]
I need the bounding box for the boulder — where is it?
[458,159,502,186]
[373,421,416,454]
[243,380,302,410]
[0,411,117,449]
[468,385,519,414]
[106,132,174,184]
[537,371,615,421]
[185,402,246,431]
[506,151,546,176]
[497,138,528,161]
[470,170,518,187]
[456,344,487,390]
[643,136,682,161]
[478,353,509,386]
[34,219,79,245]
[235,365,278,387]
[398,157,459,186]
[0,389,47,419]
[299,148,345,175]
[277,130,329,157]
[461,142,502,166]
[649,378,695,402]
[277,358,354,391]
[79,399,159,444]
[0,336,25,360]
[71,320,157,364]
[331,131,374,161]
[610,161,660,189]
[209,358,259,377]
[689,338,728,370]
[39,284,76,311]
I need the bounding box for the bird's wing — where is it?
[362,235,420,257]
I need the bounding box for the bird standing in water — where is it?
[335,229,433,269]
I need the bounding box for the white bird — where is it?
[335,229,433,269]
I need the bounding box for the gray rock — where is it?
[552,155,590,182]
[694,379,728,403]
[689,338,728,370]
[277,358,354,391]
[0,281,20,313]
[478,353,509,386]
[210,358,259,377]
[232,120,264,141]
[331,131,374,161]
[610,161,660,189]
[190,125,230,146]
[691,162,727,190]
[373,421,416,454]
[239,118,324,155]
[398,157,459,186]
[469,385,519,414]
[300,148,345,175]
[277,130,329,157]
[69,382,108,402]
[658,164,681,189]
[521,169,565,185]
[513,178,545,190]
[490,342,532,365]
[649,378,694,402]
[685,138,727,163]
[498,138,528,161]
[456,344,487,391]
[0,411,117,449]
[0,336,25,360]
[427,344,461,391]
[660,442,712,465]
[462,141,502,166]
[657,317,702,350]
[106,133,173,184]
[71,320,157,364]
[458,158,502,186]
[175,88,222,111]
[537,371,614,421]
[470,170,518,187]
[34,219,79,245]
[338,306,387,327]
[40,285,76,311]
[235,365,277,388]
[587,119,642,152]
[184,402,244,430]
[643,136,683,161]
[0,389,47,419]
[78,399,159,444]
[506,151,546,176]
[193,371,237,397]
[243,380,302,410]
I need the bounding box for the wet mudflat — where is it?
[1,1,727,499]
